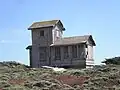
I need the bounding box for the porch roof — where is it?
[50,35,96,46]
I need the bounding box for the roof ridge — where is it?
[34,19,59,23]
[28,19,61,30]
[63,35,91,39]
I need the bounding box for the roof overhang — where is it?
[27,19,65,31]
[50,42,86,47]
[26,45,32,50]
[89,35,96,46]
[28,25,54,30]
[56,20,65,31]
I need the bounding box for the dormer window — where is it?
[40,30,44,36]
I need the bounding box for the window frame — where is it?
[72,45,77,58]
[55,47,61,60]
[40,30,44,36]
[39,47,47,61]
[78,44,85,59]
[63,46,69,59]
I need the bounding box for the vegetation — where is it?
[102,56,120,65]
[0,61,120,90]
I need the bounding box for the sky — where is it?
[0,0,120,65]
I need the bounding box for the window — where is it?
[78,44,84,59]
[55,47,61,60]
[64,46,69,59]
[72,45,77,58]
[40,30,44,36]
[39,47,46,61]
[87,51,88,55]
[56,30,59,37]
[86,44,88,48]
[56,30,60,40]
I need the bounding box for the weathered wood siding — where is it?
[52,25,63,44]
[31,27,53,67]
[31,46,39,68]
[86,38,94,67]
[31,25,63,67]
[86,38,94,60]
[31,27,53,46]
[50,44,86,68]
[30,24,94,68]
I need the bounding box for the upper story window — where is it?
[56,30,59,38]
[40,30,44,36]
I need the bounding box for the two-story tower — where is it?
[26,20,65,68]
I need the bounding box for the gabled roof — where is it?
[26,45,32,50]
[50,35,96,46]
[26,35,96,50]
[28,19,65,30]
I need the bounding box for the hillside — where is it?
[0,61,120,90]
